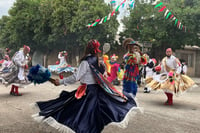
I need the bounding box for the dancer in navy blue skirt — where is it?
[32,39,139,133]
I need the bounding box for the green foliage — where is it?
[0,0,119,54]
[69,0,119,48]
[120,0,200,52]
[0,0,42,53]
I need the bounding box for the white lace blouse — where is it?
[60,60,96,86]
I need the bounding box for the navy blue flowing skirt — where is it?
[35,84,137,133]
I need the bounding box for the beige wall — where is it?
[46,48,83,67]
[44,46,200,77]
[46,50,59,67]
[195,50,200,77]
[176,48,200,77]
[45,45,127,67]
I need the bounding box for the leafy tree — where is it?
[120,0,200,58]
[0,0,119,57]
[0,0,41,53]
[70,0,119,46]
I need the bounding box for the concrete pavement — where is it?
[0,77,199,133]
[191,77,200,85]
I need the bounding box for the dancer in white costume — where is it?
[146,48,196,105]
[0,45,31,96]
[48,51,75,79]
[143,58,157,93]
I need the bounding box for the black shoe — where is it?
[13,92,22,96]
[146,90,150,93]
[144,88,147,93]
[10,91,15,95]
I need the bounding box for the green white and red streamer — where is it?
[154,2,189,32]
[87,0,135,28]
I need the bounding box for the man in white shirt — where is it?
[160,48,181,105]
[10,45,30,96]
[146,48,195,105]
[13,46,30,81]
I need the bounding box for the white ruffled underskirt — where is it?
[31,96,142,133]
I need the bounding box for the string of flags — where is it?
[110,0,116,4]
[87,0,135,28]
[129,0,135,9]
[87,0,190,32]
[153,1,189,32]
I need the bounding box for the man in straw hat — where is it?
[122,38,143,97]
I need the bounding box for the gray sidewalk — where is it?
[192,77,200,85]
